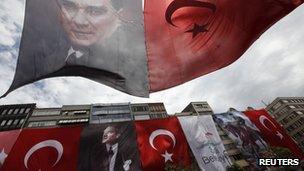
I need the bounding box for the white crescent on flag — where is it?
[149,129,176,151]
[259,115,283,140]
[24,140,63,169]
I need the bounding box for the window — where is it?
[58,118,89,125]
[1,109,7,115]
[12,119,19,126]
[273,102,282,110]
[132,106,149,112]
[25,108,31,114]
[6,119,13,126]
[73,110,87,115]
[134,115,150,120]
[27,121,57,127]
[32,109,60,116]
[13,109,19,115]
[7,109,13,115]
[1,120,7,126]
[19,108,25,114]
[93,106,130,115]
[289,105,296,109]
[18,119,25,126]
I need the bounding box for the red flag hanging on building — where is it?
[0,130,21,169]
[135,117,191,170]
[243,109,304,159]
[1,0,303,98]
[1,126,83,171]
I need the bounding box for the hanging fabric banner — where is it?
[178,115,231,171]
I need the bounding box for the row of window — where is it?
[27,118,90,127]
[149,105,166,112]
[150,113,167,119]
[275,107,290,118]
[281,112,299,124]
[0,108,31,116]
[32,109,61,116]
[282,99,304,103]
[0,118,25,128]
[58,118,89,124]
[32,109,88,116]
[289,105,304,109]
[131,106,149,112]
[93,106,130,115]
[92,114,131,120]
[231,154,243,161]
[194,104,211,110]
[285,117,304,132]
[91,117,132,124]
[292,129,304,140]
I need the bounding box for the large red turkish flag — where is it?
[135,117,191,170]
[146,0,303,92]
[244,109,304,159]
[0,130,21,169]
[1,126,83,171]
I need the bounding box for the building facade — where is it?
[90,103,132,123]
[266,97,304,152]
[25,104,90,128]
[131,102,168,120]
[22,102,169,127]
[0,103,35,131]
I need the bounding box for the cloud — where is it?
[0,1,304,114]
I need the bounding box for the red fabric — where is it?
[0,130,21,169]
[145,0,302,92]
[135,117,191,170]
[244,109,304,159]
[1,126,83,171]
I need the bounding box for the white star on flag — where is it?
[161,150,173,163]
[0,148,8,165]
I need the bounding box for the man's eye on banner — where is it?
[0,0,303,98]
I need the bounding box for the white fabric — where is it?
[178,115,231,171]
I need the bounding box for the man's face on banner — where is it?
[57,0,120,47]
[102,126,120,144]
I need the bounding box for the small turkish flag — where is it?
[1,126,83,171]
[135,117,191,170]
[0,130,21,169]
[244,109,304,159]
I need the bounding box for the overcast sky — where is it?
[0,0,303,114]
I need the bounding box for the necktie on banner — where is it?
[1,126,83,171]
[135,117,191,170]
[0,130,21,169]
[178,115,231,171]
[243,109,304,159]
[1,0,303,98]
